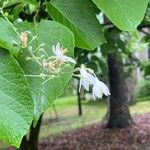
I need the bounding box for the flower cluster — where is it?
[41,43,76,73]
[24,35,76,84]
[52,43,76,64]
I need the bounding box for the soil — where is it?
[38,113,150,150]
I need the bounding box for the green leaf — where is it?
[17,20,75,124]
[5,0,37,5]
[0,49,33,148]
[22,0,37,5]
[144,62,150,77]
[2,0,22,8]
[0,18,20,55]
[47,0,105,50]
[92,0,149,31]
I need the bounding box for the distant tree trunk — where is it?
[106,53,134,128]
[52,103,59,119]
[126,72,137,105]
[19,114,43,150]
[77,80,82,116]
[103,98,110,121]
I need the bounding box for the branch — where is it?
[138,29,150,35]
[138,24,150,29]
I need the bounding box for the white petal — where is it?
[80,66,96,83]
[92,84,103,98]
[92,78,110,99]
[80,66,88,78]
[55,43,63,57]
[79,65,97,93]
[102,83,110,96]
[97,81,110,96]
[52,45,56,55]
[56,43,60,52]
[63,56,76,64]
[86,72,96,84]
[80,79,90,91]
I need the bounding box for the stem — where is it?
[77,80,82,116]
[0,6,20,37]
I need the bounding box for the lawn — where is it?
[40,96,150,139]
[0,96,150,149]
[39,113,150,150]
[40,97,107,139]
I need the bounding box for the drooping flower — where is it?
[79,64,95,92]
[52,43,76,64]
[78,64,110,99]
[92,78,110,99]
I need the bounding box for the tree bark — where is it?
[19,136,29,150]
[19,114,43,150]
[28,114,43,150]
[106,53,134,128]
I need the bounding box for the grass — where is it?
[137,96,150,102]
[40,96,107,139]
[0,96,150,149]
[40,96,150,139]
[130,100,150,114]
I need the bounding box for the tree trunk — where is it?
[77,80,82,116]
[19,114,43,150]
[106,53,134,128]
[19,136,29,150]
[28,114,43,150]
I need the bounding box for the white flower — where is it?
[92,78,110,99]
[52,43,76,64]
[17,18,23,23]
[79,64,96,92]
[78,64,110,99]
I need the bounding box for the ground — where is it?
[40,97,150,139]
[39,113,150,150]
[1,97,150,150]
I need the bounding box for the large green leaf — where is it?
[92,0,149,31]
[47,0,105,50]
[0,18,20,55]
[0,49,33,147]
[17,20,75,124]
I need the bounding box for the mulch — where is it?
[39,113,150,150]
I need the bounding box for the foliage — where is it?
[143,61,150,77]
[92,0,149,31]
[47,0,105,50]
[17,20,75,125]
[0,49,33,147]
[0,0,149,148]
[136,79,150,101]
